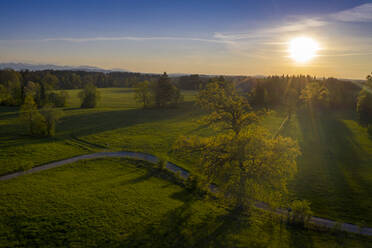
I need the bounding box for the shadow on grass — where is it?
[0,101,203,149]
[294,109,372,224]
[120,202,244,248]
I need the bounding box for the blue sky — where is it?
[1,0,371,78]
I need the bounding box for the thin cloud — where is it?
[213,18,326,41]
[330,3,372,22]
[42,36,232,44]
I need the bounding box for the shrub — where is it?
[288,200,313,226]
[19,161,34,171]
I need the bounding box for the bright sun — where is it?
[289,37,319,63]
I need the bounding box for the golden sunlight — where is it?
[289,37,319,63]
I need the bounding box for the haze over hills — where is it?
[0,62,129,73]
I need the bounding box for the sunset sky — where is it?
[1,0,371,79]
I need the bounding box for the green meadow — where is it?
[1,158,371,247]
[1,87,372,246]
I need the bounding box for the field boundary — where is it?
[0,151,371,236]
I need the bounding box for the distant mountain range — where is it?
[0,63,129,73]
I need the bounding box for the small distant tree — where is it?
[134,80,153,108]
[78,83,100,108]
[19,95,46,135]
[356,74,372,124]
[153,72,182,108]
[40,104,62,136]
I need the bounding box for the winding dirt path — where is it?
[0,151,371,236]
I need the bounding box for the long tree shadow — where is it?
[0,101,204,149]
[293,109,372,224]
[119,200,237,248]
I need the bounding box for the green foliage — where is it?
[356,74,372,124]
[18,161,34,171]
[47,91,69,107]
[197,79,259,135]
[177,74,206,90]
[154,72,182,108]
[78,83,100,108]
[1,158,371,247]
[40,104,63,136]
[3,87,372,227]
[134,80,153,108]
[177,81,300,209]
[24,81,41,103]
[368,124,372,137]
[0,69,22,106]
[41,72,58,90]
[284,87,299,117]
[250,83,269,109]
[176,128,300,208]
[19,95,47,136]
[288,200,313,226]
[300,82,330,110]
[155,158,168,171]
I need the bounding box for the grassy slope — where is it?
[1,158,370,247]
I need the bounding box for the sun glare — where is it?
[289,37,319,63]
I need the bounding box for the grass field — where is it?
[1,158,371,247]
[1,87,372,230]
[285,110,372,226]
[0,88,204,175]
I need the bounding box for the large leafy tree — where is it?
[175,78,300,210]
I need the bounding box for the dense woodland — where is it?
[0,68,371,127]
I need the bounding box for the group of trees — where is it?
[244,74,372,126]
[3,69,160,90]
[0,69,69,107]
[247,75,361,113]
[134,72,182,108]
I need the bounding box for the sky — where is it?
[0,0,371,79]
